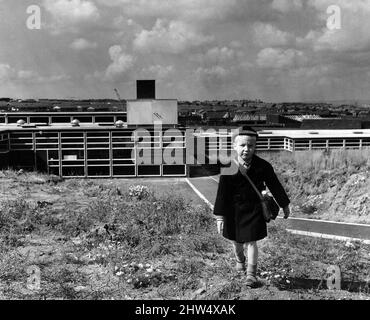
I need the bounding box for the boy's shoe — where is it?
[246,275,258,288]
[235,258,246,272]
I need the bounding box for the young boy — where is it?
[214,126,291,288]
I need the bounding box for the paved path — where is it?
[186,176,370,243]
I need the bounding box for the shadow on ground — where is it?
[275,277,369,293]
[188,165,221,177]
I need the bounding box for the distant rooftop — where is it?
[258,129,370,139]
[194,128,370,139]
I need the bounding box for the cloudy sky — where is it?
[0,0,370,102]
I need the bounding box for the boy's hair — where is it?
[232,125,258,142]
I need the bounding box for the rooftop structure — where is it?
[1,125,369,177]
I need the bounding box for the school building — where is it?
[1,81,369,178]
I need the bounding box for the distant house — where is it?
[203,111,231,125]
[232,111,266,124]
[300,118,362,129]
[266,114,301,128]
[285,114,323,122]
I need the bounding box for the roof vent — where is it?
[309,131,319,134]
[353,131,363,134]
[115,120,126,128]
[16,119,26,126]
[71,119,80,127]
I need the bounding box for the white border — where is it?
[286,229,370,244]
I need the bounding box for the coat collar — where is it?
[232,154,258,177]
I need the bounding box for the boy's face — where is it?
[233,135,256,162]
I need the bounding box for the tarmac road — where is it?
[185,175,370,243]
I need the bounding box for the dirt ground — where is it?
[0,171,369,300]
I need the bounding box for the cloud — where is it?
[0,64,14,82]
[17,71,71,84]
[195,65,242,89]
[70,38,98,50]
[104,45,136,81]
[17,70,38,80]
[43,0,100,33]
[133,19,214,54]
[204,47,236,63]
[44,0,99,22]
[196,65,230,79]
[271,0,303,13]
[303,0,370,52]
[96,0,240,22]
[0,63,71,85]
[256,48,307,69]
[140,64,174,80]
[253,22,292,47]
[38,74,72,83]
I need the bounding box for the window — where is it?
[95,116,114,123]
[137,165,160,176]
[87,149,109,159]
[52,117,70,123]
[9,117,27,124]
[62,167,84,177]
[162,165,185,176]
[88,166,110,176]
[30,117,49,124]
[113,166,135,176]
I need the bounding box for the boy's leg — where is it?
[247,241,258,265]
[246,241,258,287]
[231,241,246,271]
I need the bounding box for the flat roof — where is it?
[0,123,182,131]
[194,128,370,139]
[258,129,370,139]
[1,126,370,138]
[126,99,177,102]
[0,112,126,116]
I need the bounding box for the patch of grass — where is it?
[0,172,369,300]
[259,149,370,223]
[259,222,370,293]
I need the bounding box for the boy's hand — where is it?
[216,219,224,234]
[283,206,290,219]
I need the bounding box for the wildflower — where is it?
[345,241,355,248]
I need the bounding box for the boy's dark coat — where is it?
[214,154,290,242]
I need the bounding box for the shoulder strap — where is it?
[233,159,263,201]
